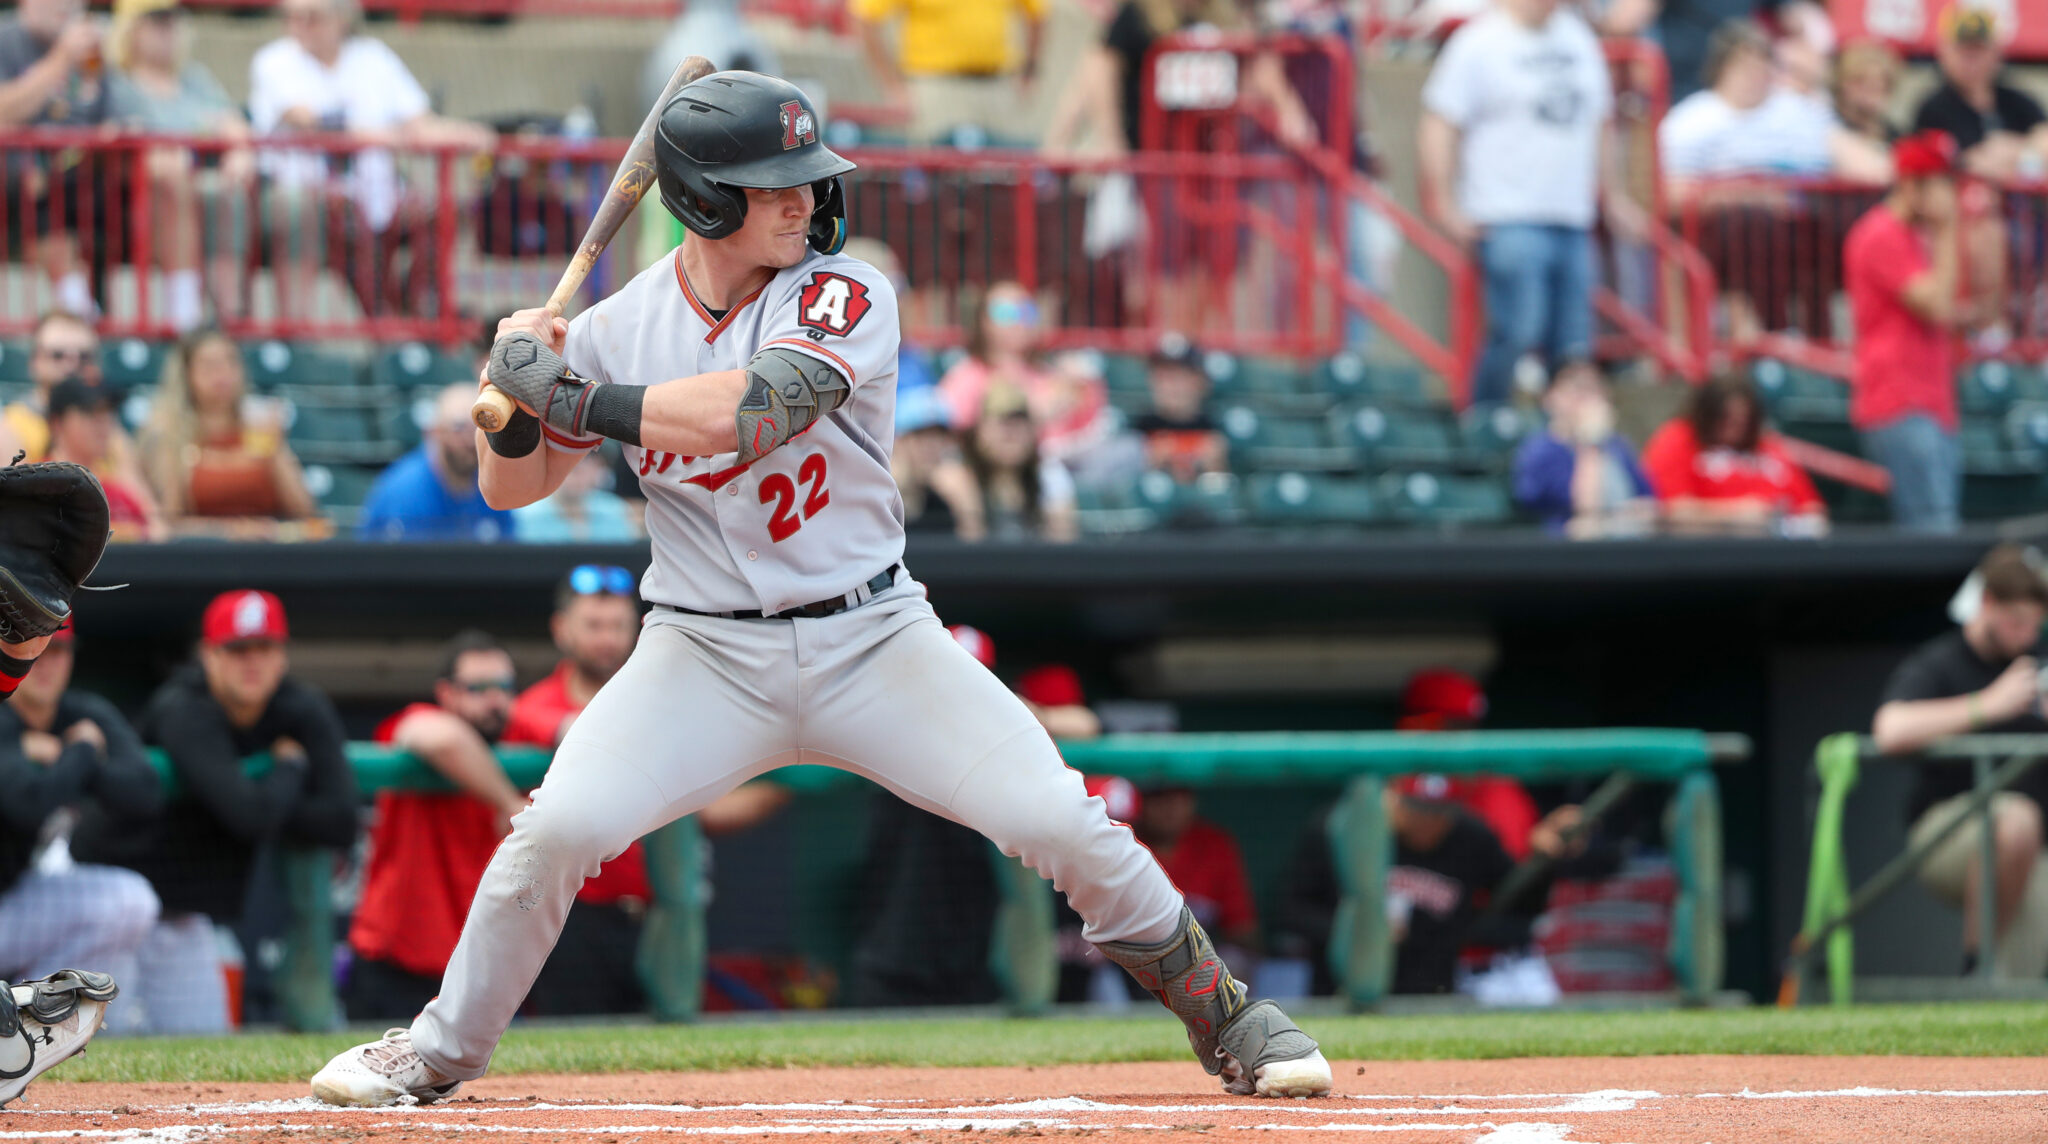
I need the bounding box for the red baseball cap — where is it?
[1085,775,1142,823]
[202,589,288,646]
[949,624,996,669]
[1399,667,1487,730]
[1018,663,1086,709]
[1894,130,1959,179]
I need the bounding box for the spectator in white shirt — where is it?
[1659,20,1889,340]
[1418,0,1645,407]
[248,0,492,317]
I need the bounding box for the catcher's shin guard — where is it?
[1096,908,1325,1095]
[0,970,119,1108]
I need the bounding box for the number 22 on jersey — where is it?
[760,454,830,542]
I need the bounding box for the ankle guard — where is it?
[14,970,116,1025]
[1095,908,1251,1075]
[0,980,26,1084]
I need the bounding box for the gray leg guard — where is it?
[0,971,117,1109]
[1095,908,1320,1094]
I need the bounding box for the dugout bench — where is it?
[1786,732,2048,1006]
[146,729,1746,1030]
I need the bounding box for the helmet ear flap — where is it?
[808,176,847,255]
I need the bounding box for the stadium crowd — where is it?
[2,0,2046,537]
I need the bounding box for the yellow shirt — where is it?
[851,0,1043,77]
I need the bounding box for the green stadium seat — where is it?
[1320,352,1434,407]
[373,341,475,389]
[1227,356,1329,414]
[1461,404,1534,463]
[302,461,381,525]
[2007,402,2048,454]
[1960,361,2048,417]
[1335,404,1461,469]
[1219,405,1356,471]
[1959,416,2045,475]
[100,337,165,389]
[1751,357,1847,422]
[1247,471,1377,525]
[246,340,362,390]
[284,386,407,464]
[0,340,29,385]
[1099,352,1148,395]
[1130,469,1242,528]
[1378,470,1512,527]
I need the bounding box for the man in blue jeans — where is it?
[1418,0,1645,406]
[1845,130,1967,533]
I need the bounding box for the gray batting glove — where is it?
[489,331,596,440]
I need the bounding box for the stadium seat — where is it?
[1959,416,2044,475]
[284,386,407,464]
[1228,356,1329,414]
[0,340,27,385]
[372,341,475,390]
[1750,358,1847,422]
[1320,352,1434,407]
[301,461,381,525]
[1460,403,1534,465]
[1099,353,1150,415]
[1219,405,1357,471]
[1960,360,2048,417]
[1247,471,1377,525]
[1335,404,1461,469]
[245,340,363,390]
[1378,470,1512,527]
[100,337,164,389]
[1130,468,1242,529]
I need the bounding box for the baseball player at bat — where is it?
[310,72,1331,1106]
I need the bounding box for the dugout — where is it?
[75,527,2018,1007]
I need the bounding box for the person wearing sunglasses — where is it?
[937,281,1055,432]
[344,629,528,1022]
[0,314,150,499]
[71,590,358,1033]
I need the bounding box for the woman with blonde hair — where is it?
[106,0,255,328]
[140,330,317,527]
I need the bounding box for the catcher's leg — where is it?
[800,593,1329,1097]
[0,970,119,1109]
[314,614,797,1107]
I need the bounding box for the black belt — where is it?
[655,564,900,621]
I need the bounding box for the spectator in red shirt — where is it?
[45,380,165,542]
[506,565,791,1015]
[345,629,527,1022]
[1642,373,1828,536]
[1846,130,1966,533]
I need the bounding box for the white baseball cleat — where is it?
[0,970,120,1109]
[1247,1047,1334,1098]
[311,1028,462,1107]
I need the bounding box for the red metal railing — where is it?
[0,130,1367,356]
[175,0,850,30]
[1137,32,1481,391]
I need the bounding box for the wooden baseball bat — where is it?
[471,55,716,432]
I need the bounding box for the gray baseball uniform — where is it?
[409,247,1185,1081]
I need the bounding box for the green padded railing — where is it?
[145,728,1743,1028]
[1789,733,2048,1006]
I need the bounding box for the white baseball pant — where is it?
[412,578,1184,1080]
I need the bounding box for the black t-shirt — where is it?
[1105,2,1167,153]
[0,689,162,899]
[1912,81,2048,153]
[1389,811,1515,995]
[1882,629,2048,824]
[1130,410,1218,435]
[72,666,359,919]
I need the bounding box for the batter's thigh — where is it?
[797,593,1182,945]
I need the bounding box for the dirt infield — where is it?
[10,1057,2048,1143]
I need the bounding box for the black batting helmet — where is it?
[654,71,855,255]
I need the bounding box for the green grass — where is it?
[56,1004,2048,1085]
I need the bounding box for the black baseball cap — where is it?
[1150,332,1205,373]
[47,378,111,420]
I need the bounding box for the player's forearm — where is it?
[638,369,749,457]
[1873,696,1980,755]
[477,436,581,510]
[399,718,525,813]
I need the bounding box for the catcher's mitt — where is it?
[0,461,110,641]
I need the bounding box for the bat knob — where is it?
[472,386,517,433]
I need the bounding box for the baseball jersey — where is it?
[560,246,903,616]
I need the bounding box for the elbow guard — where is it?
[735,346,850,465]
